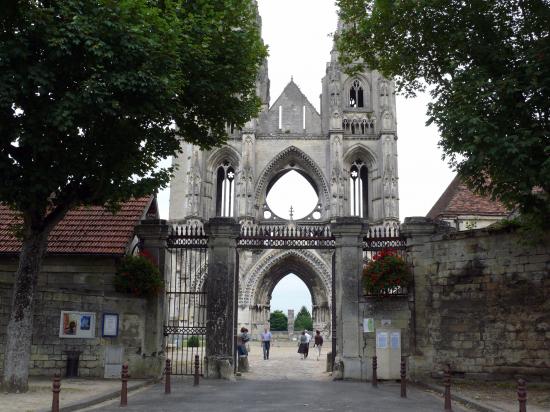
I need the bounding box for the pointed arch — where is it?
[343,144,378,170]
[207,146,241,217]
[343,144,378,218]
[238,249,332,308]
[254,146,330,219]
[207,145,241,171]
[344,75,371,110]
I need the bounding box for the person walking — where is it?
[304,330,312,359]
[260,328,272,360]
[313,330,324,361]
[297,331,308,360]
[237,327,250,357]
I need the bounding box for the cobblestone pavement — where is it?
[241,341,330,381]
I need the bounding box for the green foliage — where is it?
[362,249,411,295]
[186,336,200,348]
[337,0,550,225]
[269,310,288,331]
[0,0,267,223]
[293,306,313,332]
[0,0,266,392]
[114,254,163,299]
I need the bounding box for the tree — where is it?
[0,0,266,392]
[294,306,313,332]
[269,310,288,331]
[337,0,550,226]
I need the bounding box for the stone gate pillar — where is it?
[331,217,366,380]
[135,219,169,377]
[204,217,240,379]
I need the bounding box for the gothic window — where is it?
[216,162,235,217]
[349,160,368,217]
[349,79,364,108]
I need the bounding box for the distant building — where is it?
[427,176,509,231]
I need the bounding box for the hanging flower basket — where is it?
[362,249,411,296]
[114,252,164,298]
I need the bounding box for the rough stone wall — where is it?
[0,255,158,378]
[408,228,550,380]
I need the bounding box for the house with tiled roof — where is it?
[427,176,509,231]
[0,196,163,379]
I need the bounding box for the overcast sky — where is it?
[157,0,457,314]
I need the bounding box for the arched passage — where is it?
[238,249,332,337]
[254,146,330,221]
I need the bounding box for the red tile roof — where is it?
[0,197,154,256]
[427,176,509,219]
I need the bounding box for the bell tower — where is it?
[321,24,399,226]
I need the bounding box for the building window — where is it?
[349,79,364,108]
[350,160,368,217]
[216,162,235,217]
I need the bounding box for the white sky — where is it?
[270,274,312,314]
[156,0,456,313]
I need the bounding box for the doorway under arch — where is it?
[238,249,332,338]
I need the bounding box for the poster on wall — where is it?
[59,311,96,338]
[363,318,374,333]
[102,313,119,337]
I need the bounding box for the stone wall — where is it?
[406,223,550,380]
[0,255,162,379]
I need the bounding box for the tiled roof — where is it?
[0,197,154,256]
[427,176,509,219]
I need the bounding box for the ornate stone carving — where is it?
[254,146,330,215]
[238,249,332,307]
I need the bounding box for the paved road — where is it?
[86,378,471,412]
[84,342,471,412]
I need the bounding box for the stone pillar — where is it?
[204,218,240,379]
[134,219,170,377]
[287,309,295,338]
[331,217,366,380]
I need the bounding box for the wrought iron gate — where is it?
[164,226,208,375]
[163,222,405,375]
[237,223,337,368]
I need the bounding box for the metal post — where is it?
[372,356,378,387]
[164,359,171,395]
[52,373,61,412]
[120,363,128,407]
[444,366,452,412]
[194,354,200,386]
[400,358,407,398]
[517,378,527,412]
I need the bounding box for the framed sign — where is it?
[102,313,119,337]
[363,318,374,333]
[59,311,96,338]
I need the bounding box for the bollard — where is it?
[517,378,527,412]
[194,354,200,386]
[165,359,171,395]
[372,356,378,388]
[52,373,61,412]
[400,358,407,398]
[120,363,128,407]
[444,366,452,412]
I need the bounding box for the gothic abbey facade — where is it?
[169,15,400,335]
